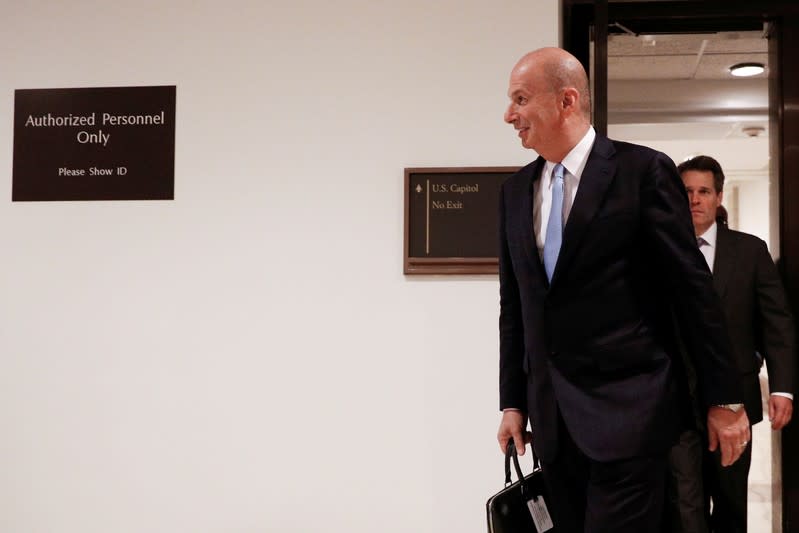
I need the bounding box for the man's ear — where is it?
[561,88,579,113]
[717,190,724,206]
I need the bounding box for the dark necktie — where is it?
[697,236,711,270]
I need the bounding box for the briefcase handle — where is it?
[504,441,542,495]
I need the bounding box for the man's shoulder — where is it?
[597,136,678,180]
[719,226,769,251]
[605,136,664,160]
[722,225,763,242]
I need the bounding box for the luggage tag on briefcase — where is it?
[486,441,555,533]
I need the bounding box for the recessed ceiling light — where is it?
[729,62,765,77]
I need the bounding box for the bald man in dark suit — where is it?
[496,48,750,533]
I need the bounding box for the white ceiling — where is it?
[607,30,769,139]
[609,31,767,80]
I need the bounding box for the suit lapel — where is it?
[519,157,547,278]
[550,135,617,286]
[712,224,734,299]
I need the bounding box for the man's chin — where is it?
[516,130,532,148]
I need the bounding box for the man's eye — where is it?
[516,97,527,105]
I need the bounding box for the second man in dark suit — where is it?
[668,155,796,533]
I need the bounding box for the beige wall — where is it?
[0,2,558,532]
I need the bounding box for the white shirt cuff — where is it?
[771,392,794,401]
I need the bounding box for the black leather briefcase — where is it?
[486,442,556,533]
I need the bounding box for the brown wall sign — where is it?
[404,167,519,275]
[12,85,176,201]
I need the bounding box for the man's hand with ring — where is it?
[707,406,751,466]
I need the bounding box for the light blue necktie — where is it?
[543,163,565,282]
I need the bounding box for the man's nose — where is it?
[504,105,515,124]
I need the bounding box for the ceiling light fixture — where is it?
[729,62,765,77]
[741,126,766,138]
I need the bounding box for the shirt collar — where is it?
[542,126,596,188]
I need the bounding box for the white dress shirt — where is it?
[534,127,596,259]
[696,221,718,272]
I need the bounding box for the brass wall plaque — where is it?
[404,167,519,275]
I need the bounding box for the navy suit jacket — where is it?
[498,134,742,462]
